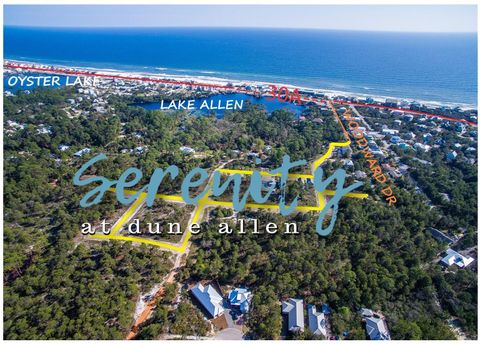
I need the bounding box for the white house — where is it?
[180,146,195,155]
[58,144,70,151]
[359,308,374,318]
[441,249,474,268]
[282,298,304,333]
[307,305,327,337]
[191,283,225,318]
[74,148,91,157]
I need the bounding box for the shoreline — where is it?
[4,58,477,110]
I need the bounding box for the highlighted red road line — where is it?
[4,62,477,126]
[333,100,477,126]
[4,62,244,91]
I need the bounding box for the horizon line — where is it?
[4,25,477,34]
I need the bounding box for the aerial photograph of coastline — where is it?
[2,2,478,342]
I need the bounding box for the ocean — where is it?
[4,27,478,106]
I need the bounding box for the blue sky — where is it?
[4,5,477,32]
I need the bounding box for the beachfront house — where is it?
[228,287,252,314]
[384,98,398,107]
[190,283,225,318]
[441,249,474,268]
[282,298,304,333]
[307,305,327,337]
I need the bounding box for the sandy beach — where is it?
[4,58,476,110]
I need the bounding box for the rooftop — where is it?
[282,298,304,333]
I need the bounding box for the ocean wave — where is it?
[5,56,476,109]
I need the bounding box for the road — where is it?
[126,252,184,339]
[349,104,373,131]
[125,158,235,339]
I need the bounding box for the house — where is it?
[321,303,331,315]
[398,164,409,174]
[336,146,353,157]
[382,128,399,135]
[180,146,195,154]
[446,151,458,161]
[58,144,70,151]
[282,298,304,333]
[384,98,398,107]
[228,287,252,314]
[422,133,433,143]
[261,176,276,190]
[74,148,91,157]
[414,143,431,152]
[427,227,455,245]
[369,144,384,156]
[359,308,374,318]
[390,136,402,144]
[190,283,225,318]
[134,146,146,154]
[37,125,52,135]
[307,305,327,337]
[354,170,367,179]
[365,317,391,340]
[441,249,474,268]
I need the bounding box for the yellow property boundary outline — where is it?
[89,102,368,252]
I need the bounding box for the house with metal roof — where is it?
[441,249,474,268]
[228,287,252,314]
[427,227,455,245]
[74,148,91,157]
[190,283,225,318]
[307,305,327,337]
[359,308,374,318]
[365,316,390,340]
[282,298,304,333]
